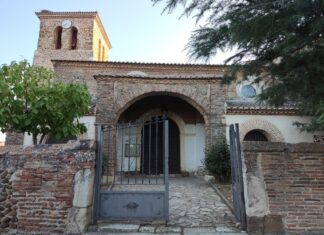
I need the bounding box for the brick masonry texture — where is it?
[242,142,324,234]
[0,140,95,234]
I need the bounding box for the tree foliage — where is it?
[153,0,324,131]
[0,60,90,144]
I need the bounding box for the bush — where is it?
[204,137,231,181]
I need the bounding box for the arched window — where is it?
[102,46,105,61]
[54,26,63,49]
[98,39,101,60]
[244,130,268,141]
[71,27,78,50]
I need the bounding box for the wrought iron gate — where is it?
[93,116,169,223]
[229,124,247,229]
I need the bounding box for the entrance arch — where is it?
[115,91,208,125]
[117,93,206,173]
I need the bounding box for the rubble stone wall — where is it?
[242,142,324,234]
[4,133,24,146]
[0,140,96,234]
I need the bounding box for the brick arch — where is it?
[240,119,285,142]
[114,91,209,124]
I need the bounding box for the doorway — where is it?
[141,118,180,174]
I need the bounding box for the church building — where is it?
[9,10,323,173]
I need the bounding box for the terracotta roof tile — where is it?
[225,99,299,115]
[52,59,227,68]
[94,73,222,80]
[36,10,98,16]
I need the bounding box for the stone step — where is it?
[87,223,248,234]
[98,223,140,233]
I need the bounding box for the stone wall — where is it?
[34,15,95,69]
[53,61,232,144]
[0,140,96,234]
[33,11,111,69]
[5,132,24,146]
[242,142,324,234]
[93,20,110,61]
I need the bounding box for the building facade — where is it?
[10,10,323,173]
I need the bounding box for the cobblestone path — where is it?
[168,176,239,229]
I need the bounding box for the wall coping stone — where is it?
[242,141,324,153]
[0,139,95,156]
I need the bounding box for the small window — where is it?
[55,26,63,49]
[244,130,268,141]
[71,27,78,50]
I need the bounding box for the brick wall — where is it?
[242,142,324,234]
[0,140,96,234]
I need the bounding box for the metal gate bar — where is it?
[93,115,169,223]
[229,123,247,229]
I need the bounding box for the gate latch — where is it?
[126,202,139,209]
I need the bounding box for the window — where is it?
[241,85,256,98]
[98,39,101,60]
[71,27,78,50]
[102,46,105,61]
[244,130,268,141]
[125,144,141,157]
[55,26,63,49]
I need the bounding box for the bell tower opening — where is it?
[54,26,62,49]
[70,27,78,50]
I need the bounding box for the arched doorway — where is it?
[141,118,180,174]
[243,129,268,141]
[239,119,285,142]
[117,94,205,173]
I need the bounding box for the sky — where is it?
[0,0,232,141]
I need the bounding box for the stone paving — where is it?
[168,176,238,229]
[86,176,247,234]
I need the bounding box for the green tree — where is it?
[0,60,90,144]
[204,137,231,182]
[153,0,324,131]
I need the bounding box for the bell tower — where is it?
[33,10,112,69]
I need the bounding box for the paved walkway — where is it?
[168,176,239,229]
[87,176,247,234]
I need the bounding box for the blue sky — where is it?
[0,0,231,141]
[0,0,230,65]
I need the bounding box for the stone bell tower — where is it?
[33,10,112,69]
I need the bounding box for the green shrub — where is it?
[204,137,231,180]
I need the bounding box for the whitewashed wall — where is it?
[182,124,205,172]
[23,115,96,145]
[225,115,323,143]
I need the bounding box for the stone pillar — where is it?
[5,132,24,145]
